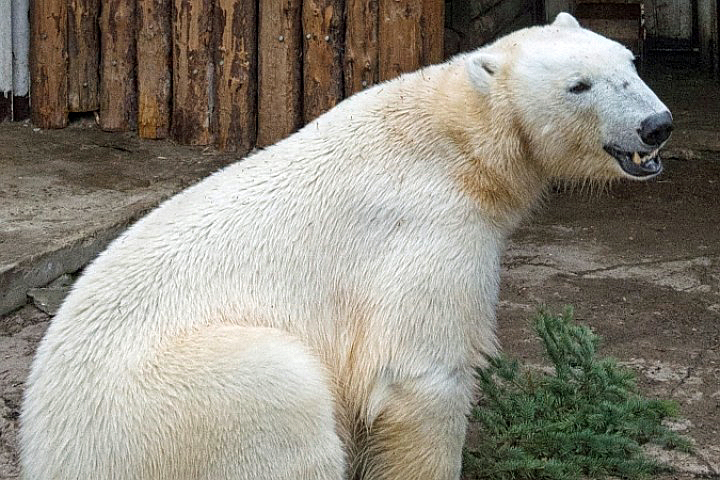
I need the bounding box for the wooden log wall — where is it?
[14,0,444,152]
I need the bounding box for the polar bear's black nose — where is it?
[639,111,673,146]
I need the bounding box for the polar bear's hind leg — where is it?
[139,325,345,480]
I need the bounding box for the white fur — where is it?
[20,14,669,479]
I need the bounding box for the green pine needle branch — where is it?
[463,307,692,480]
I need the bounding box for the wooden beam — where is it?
[30,0,68,128]
[302,0,344,122]
[344,0,378,96]
[137,0,172,138]
[172,0,214,145]
[67,0,99,112]
[257,0,302,146]
[99,0,137,131]
[213,0,257,151]
[421,0,444,65]
[378,0,422,81]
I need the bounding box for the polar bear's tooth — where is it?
[632,152,642,165]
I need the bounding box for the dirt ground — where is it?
[2,64,720,478]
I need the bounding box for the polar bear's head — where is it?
[465,12,672,181]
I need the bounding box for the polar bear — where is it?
[20,12,671,480]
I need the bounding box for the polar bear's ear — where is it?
[466,51,505,94]
[552,12,581,28]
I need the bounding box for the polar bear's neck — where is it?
[372,61,549,232]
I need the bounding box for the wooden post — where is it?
[344,0,378,96]
[12,0,31,120]
[137,0,172,139]
[172,0,214,145]
[378,0,422,81]
[421,0,444,65]
[99,0,137,131]
[213,0,257,151]
[302,0,344,122]
[30,0,68,128]
[257,0,302,146]
[0,0,11,121]
[67,0,99,112]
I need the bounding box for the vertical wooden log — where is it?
[257,0,302,146]
[172,0,214,145]
[12,0,31,120]
[99,0,137,131]
[0,0,12,121]
[378,0,422,82]
[30,0,68,128]
[67,0,99,112]
[302,0,344,122]
[213,0,257,151]
[137,0,172,138]
[344,0,378,96]
[421,0,444,65]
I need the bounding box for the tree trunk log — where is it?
[99,0,137,131]
[344,0,378,96]
[302,0,344,122]
[421,0,444,64]
[378,0,422,81]
[67,0,99,112]
[257,0,302,146]
[172,0,214,145]
[30,0,68,128]
[213,0,257,152]
[137,0,172,138]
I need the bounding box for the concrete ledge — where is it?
[0,123,237,315]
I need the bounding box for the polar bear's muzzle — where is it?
[603,110,672,179]
[603,145,663,178]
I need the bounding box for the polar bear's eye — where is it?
[569,81,592,94]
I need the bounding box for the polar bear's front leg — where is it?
[359,369,474,480]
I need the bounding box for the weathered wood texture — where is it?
[67,0,99,112]
[0,0,11,122]
[172,0,214,144]
[99,0,137,131]
[302,0,344,122]
[257,0,303,146]
[30,0,68,128]
[213,0,257,151]
[446,0,534,54]
[137,0,172,138]
[344,0,378,95]
[378,0,422,81]
[12,0,31,120]
[421,0,444,64]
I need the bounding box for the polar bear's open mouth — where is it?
[603,145,663,178]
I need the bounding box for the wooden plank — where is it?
[172,0,214,145]
[421,0,444,65]
[213,0,257,151]
[137,0,172,138]
[302,0,344,122]
[67,0,99,112]
[378,0,422,81]
[30,0,68,128]
[12,0,30,120]
[99,0,136,131]
[344,0,378,96]
[257,0,302,146]
[0,0,11,121]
